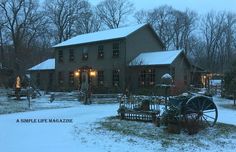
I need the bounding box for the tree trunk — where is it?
[0,29,4,62]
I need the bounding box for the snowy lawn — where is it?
[94,117,236,151]
[0,89,118,115]
[0,93,81,114]
[214,96,236,110]
[1,91,236,152]
[213,96,236,125]
[0,98,236,152]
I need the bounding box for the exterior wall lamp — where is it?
[89,70,97,77]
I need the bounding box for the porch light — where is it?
[90,70,97,77]
[75,70,80,77]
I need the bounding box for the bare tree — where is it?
[0,0,46,71]
[149,6,175,50]
[96,0,134,29]
[44,0,87,43]
[0,14,6,62]
[172,9,197,54]
[134,10,148,24]
[134,5,197,52]
[200,12,226,71]
[75,1,101,34]
[196,11,236,72]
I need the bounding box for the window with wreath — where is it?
[138,69,155,86]
[184,69,188,85]
[36,73,40,86]
[97,70,104,86]
[171,67,175,82]
[82,47,88,60]
[98,45,104,59]
[68,71,74,86]
[58,72,64,85]
[49,72,53,86]
[58,50,63,63]
[112,69,120,86]
[112,43,119,58]
[69,49,74,62]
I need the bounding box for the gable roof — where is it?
[53,24,147,48]
[129,50,183,66]
[28,58,55,71]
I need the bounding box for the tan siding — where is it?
[54,39,126,90]
[126,25,164,64]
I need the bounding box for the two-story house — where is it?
[28,23,194,94]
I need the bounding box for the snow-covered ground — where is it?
[0,104,118,152]
[0,93,236,152]
[213,96,236,125]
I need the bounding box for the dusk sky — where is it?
[89,0,236,14]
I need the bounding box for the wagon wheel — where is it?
[183,96,218,127]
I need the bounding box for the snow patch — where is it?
[28,58,55,71]
[53,24,146,48]
[129,50,182,66]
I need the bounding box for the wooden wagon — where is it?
[169,94,218,127]
[117,93,218,132]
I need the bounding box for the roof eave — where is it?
[129,64,171,67]
[28,69,55,71]
[53,37,126,48]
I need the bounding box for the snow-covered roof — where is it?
[161,73,173,79]
[28,58,55,71]
[129,50,183,66]
[53,24,146,48]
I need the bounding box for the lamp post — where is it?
[74,70,80,101]
[74,70,80,89]
[161,73,173,111]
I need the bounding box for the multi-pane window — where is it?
[97,71,104,86]
[82,47,88,60]
[184,69,188,85]
[69,49,74,62]
[138,69,155,86]
[171,67,175,82]
[112,69,120,86]
[58,50,63,63]
[36,73,40,86]
[68,71,74,86]
[112,43,119,58]
[184,74,188,85]
[98,45,104,59]
[58,72,64,85]
[139,70,145,86]
[49,73,53,85]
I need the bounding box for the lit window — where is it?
[138,69,155,86]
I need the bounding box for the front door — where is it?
[81,71,89,92]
